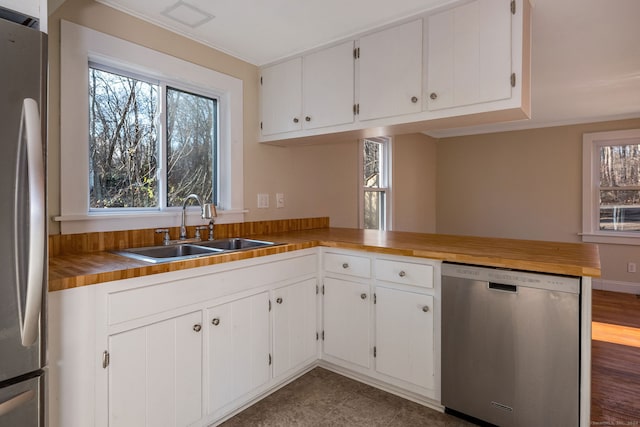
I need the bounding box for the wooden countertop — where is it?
[48,228,601,291]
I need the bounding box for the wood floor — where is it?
[591,289,640,424]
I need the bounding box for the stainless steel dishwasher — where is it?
[441,263,580,427]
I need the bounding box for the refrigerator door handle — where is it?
[15,98,45,347]
[0,390,36,417]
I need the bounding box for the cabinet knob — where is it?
[211,318,220,326]
[342,263,349,269]
[276,297,283,304]
[399,271,406,278]
[305,116,311,122]
[422,306,430,313]
[293,117,299,123]
[360,293,367,300]
[430,92,438,100]
[411,96,418,103]
[193,324,202,332]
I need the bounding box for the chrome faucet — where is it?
[180,194,213,240]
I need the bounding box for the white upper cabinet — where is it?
[260,57,302,135]
[358,19,423,121]
[303,41,355,130]
[427,0,513,110]
[261,42,355,135]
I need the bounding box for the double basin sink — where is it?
[114,238,280,264]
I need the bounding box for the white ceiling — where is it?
[72,0,640,136]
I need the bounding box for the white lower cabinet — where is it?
[108,311,203,427]
[321,249,440,401]
[272,278,318,378]
[322,277,371,369]
[207,292,270,415]
[374,286,435,390]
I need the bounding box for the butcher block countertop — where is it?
[49,227,601,292]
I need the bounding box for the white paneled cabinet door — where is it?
[207,292,270,415]
[358,19,423,121]
[272,278,318,378]
[108,311,203,427]
[427,0,512,110]
[322,277,371,368]
[375,286,434,390]
[302,41,355,130]
[260,57,302,135]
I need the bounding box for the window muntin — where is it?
[88,66,219,211]
[361,137,391,230]
[598,144,640,232]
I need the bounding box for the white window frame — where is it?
[582,128,640,245]
[358,137,392,230]
[58,20,244,234]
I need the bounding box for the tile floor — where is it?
[219,368,474,426]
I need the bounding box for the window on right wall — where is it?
[359,137,392,230]
[583,129,640,245]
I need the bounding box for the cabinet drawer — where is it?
[375,259,433,288]
[323,252,371,278]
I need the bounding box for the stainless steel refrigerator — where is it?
[0,7,47,427]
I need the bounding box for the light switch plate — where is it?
[276,193,285,208]
[257,193,269,208]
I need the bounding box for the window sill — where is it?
[54,209,247,234]
[580,232,640,246]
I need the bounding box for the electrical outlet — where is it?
[257,193,269,208]
[628,262,637,273]
[276,193,285,208]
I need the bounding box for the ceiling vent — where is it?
[161,1,214,28]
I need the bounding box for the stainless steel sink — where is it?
[113,238,279,263]
[195,238,277,251]
[115,244,223,264]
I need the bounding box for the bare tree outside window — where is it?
[599,144,640,231]
[88,66,219,211]
[362,138,389,230]
[89,67,159,208]
[166,88,217,207]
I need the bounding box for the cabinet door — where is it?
[427,0,512,110]
[207,292,270,415]
[272,278,318,378]
[375,287,434,390]
[322,277,370,368]
[260,57,302,135]
[108,311,203,427]
[302,41,355,129]
[358,19,423,121]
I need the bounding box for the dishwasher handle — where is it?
[488,282,517,292]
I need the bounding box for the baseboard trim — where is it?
[592,279,640,295]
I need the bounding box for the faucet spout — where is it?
[180,194,204,240]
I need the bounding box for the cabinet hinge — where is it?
[373,346,377,358]
[353,104,360,116]
[511,73,516,88]
[260,76,263,85]
[510,0,516,14]
[316,285,319,295]
[353,47,360,59]
[269,353,272,365]
[322,330,325,340]
[102,350,110,369]
[322,285,325,295]
[260,121,263,130]
[316,332,319,341]
[374,293,377,304]
[269,299,272,311]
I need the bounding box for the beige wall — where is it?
[436,118,640,283]
[392,134,437,233]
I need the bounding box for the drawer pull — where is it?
[193,324,202,332]
[211,318,220,326]
[398,271,406,277]
[276,297,283,304]
[360,293,367,300]
[422,306,430,313]
[342,263,349,269]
